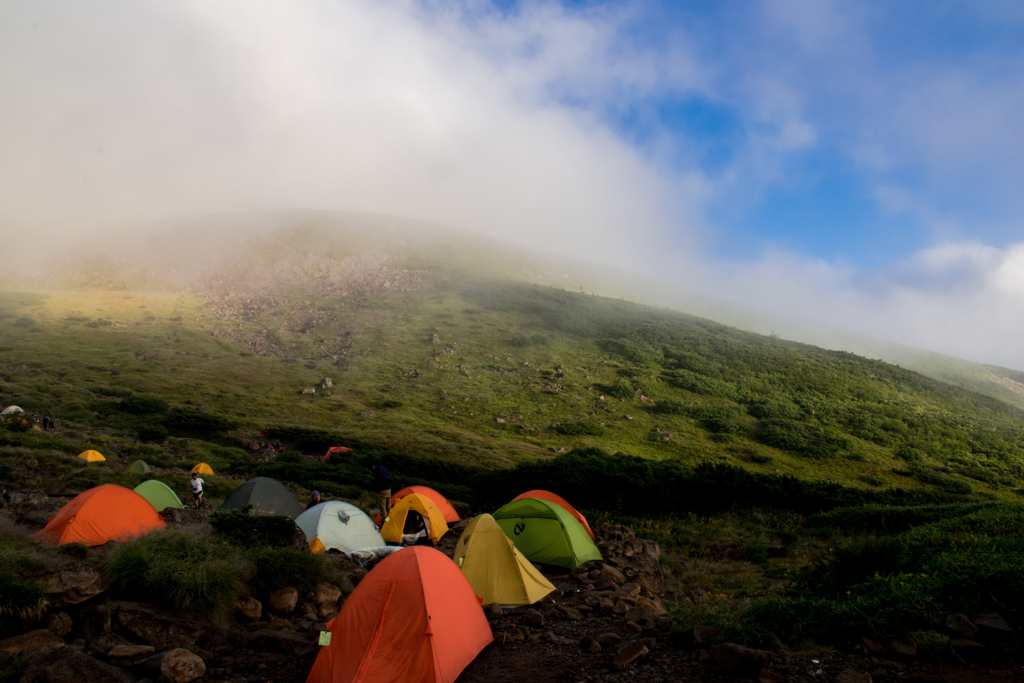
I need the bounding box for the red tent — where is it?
[322,446,353,461]
[306,546,492,683]
[511,490,595,541]
[33,484,166,546]
[374,486,460,526]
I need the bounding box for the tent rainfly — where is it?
[191,462,214,475]
[322,446,352,461]
[492,497,602,569]
[511,490,595,540]
[374,485,461,526]
[0,405,24,416]
[306,546,492,683]
[379,493,449,545]
[77,449,106,463]
[296,501,384,555]
[134,480,184,511]
[33,484,166,546]
[219,477,304,519]
[453,513,555,606]
[129,460,152,474]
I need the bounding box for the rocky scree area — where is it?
[1,488,1022,683]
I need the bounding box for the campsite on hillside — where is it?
[3,221,1024,682]
[5,2,1024,681]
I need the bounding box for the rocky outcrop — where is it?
[143,648,207,683]
[21,647,133,683]
[117,601,206,650]
[31,564,108,607]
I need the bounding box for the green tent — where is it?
[129,460,151,474]
[492,498,602,569]
[220,477,305,520]
[134,480,184,511]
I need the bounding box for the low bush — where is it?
[104,530,247,618]
[244,547,339,596]
[555,422,604,437]
[209,510,298,548]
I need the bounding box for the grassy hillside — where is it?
[3,218,1024,504]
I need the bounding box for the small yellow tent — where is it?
[380,493,449,545]
[453,514,555,606]
[191,463,214,475]
[77,450,106,463]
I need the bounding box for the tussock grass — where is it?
[104,529,248,618]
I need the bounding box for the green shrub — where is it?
[244,547,339,596]
[119,396,169,415]
[13,318,35,328]
[209,509,298,548]
[104,530,247,618]
[555,422,604,436]
[0,574,46,637]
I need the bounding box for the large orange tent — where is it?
[374,486,460,526]
[306,546,492,683]
[512,490,595,541]
[33,484,166,546]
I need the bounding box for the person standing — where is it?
[370,464,391,520]
[190,472,205,509]
[306,490,322,510]
[42,415,50,430]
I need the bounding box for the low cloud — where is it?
[3,1,1024,368]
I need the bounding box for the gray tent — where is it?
[219,477,304,519]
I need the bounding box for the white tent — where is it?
[295,501,384,555]
[1,406,25,416]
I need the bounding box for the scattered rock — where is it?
[489,602,504,618]
[694,624,723,646]
[759,670,787,683]
[269,586,299,614]
[31,564,107,606]
[623,621,643,634]
[47,612,73,638]
[311,582,342,607]
[117,602,206,651]
[950,639,986,659]
[890,639,917,658]
[945,613,978,639]
[235,596,262,620]
[596,633,622,648]
[0,629,65,657]
[614,640,649,665]
[709,643,771,677]
[862,637,887,654]
[106,644,156,666]
[975,612,1014,638]
[239,629,310,654]
[524,608,545,628]
[145,648,207,683]
[21,647,132,683]
[835,668,872,683]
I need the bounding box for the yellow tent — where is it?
[77,450,106,463]
[191,463,214,475]
[380,493,449,545]
[453,514,556,606]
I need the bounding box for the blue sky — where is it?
[3,0,1024,366]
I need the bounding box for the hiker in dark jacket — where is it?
[306,490,322,510]
[370,464,391,520]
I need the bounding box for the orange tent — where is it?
[33,484,166,546]
[512,490,595,541]
[374,486,460,526]
[307,546,492,683]
[191,462,214,475]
